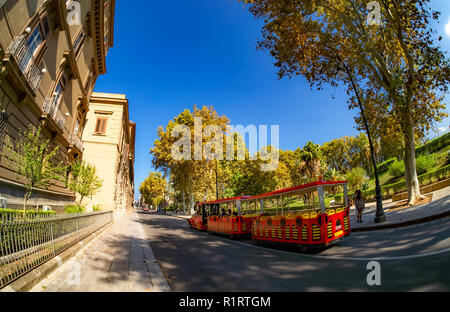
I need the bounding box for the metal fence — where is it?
[0,211,113,289]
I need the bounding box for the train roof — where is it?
[248,180,347,201]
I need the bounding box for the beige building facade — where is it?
[82,92,135,219]
[0,0,115,210]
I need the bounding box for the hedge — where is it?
[416,132,450,156]
[0,209,56,218]
[376,158,397,175]
[366,164,450,199]
[343,164,450,201]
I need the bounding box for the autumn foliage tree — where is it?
[239,0,450,205]
[139,172,167,207]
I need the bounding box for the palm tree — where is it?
[300,141,323,182]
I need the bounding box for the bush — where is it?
[346,167,368,190]
[415,154,435,175]
[93,204,102,212]
[64,205,85,214]
[334,194,343,203]
[388,160,405,179]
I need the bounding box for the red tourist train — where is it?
[189,196,255,237]
[189,180,351,248]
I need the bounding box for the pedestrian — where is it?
[353,190,365,223]
[220,208,226,217]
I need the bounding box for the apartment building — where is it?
[0,0,115,210]
[82,92,135,219]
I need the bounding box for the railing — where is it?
[42,96,58,117]
[71,134,84,152]
[0,211,113,289]
[43,97,67,131]
[6,35,44,92]
[55,110,66,130]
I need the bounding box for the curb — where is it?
[135,217,172,292]
[352,209,450,232]
[1,222,113,293]
[165,213,191,220]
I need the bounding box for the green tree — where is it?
[2,125,66,214]
[346,167,368,190]
[68,160,103,207]
[300,141,323,181]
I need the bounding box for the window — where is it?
[27,26,43,55]
[40,15,50,38]
[94,117,108,135]
[52,73,67,110]
[73,28,86,56]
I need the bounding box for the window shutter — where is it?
[95,118,107,134]
[100,118,107,133]
[95,118,102,133]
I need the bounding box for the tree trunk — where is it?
[23,191,31,216]
[403,105,422,206]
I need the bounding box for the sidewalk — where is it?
[166,186,450,231]
[29,212,171,292]
[350,186,450,231]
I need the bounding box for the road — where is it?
[137,212,450,291]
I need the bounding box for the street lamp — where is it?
[337,58,386,223]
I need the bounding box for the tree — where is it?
[2,125,66,214]
[151,106,230,203]
[240,0,449,206]
[139,172,167,207]
[68,160,103,207]
[300,141,323,181]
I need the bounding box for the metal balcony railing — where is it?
[71,134,84,152]
[56,110,66,130]
[6,35,44,92]
[42,97,67,131]
[42,97,57,117]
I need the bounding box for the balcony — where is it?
[70,134,84,152]
[6,35,44,92]
[42,97,66,132]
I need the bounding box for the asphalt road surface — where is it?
[136,212,450,291]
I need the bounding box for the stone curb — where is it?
[352,209,450,232]
[0,222,113,293]
[136,219,172,292]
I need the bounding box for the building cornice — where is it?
[91,0,106,75]
[109,0,116,47]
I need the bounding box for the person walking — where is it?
[353,190,365,223]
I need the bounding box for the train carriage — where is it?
[188,202,208,231]
[249,181,351,248]
[205,196,255,238]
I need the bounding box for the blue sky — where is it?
[94,1,450,199]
